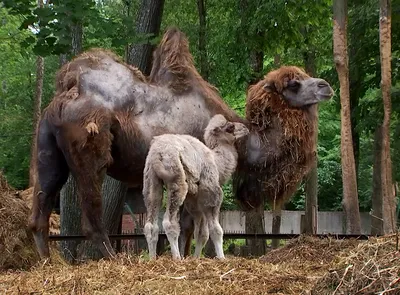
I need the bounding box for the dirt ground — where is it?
[1,235,398,295]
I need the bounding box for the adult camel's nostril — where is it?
[317,80,330,88]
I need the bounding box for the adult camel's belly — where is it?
[106,95,213,187]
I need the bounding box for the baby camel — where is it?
[143,114,249,260]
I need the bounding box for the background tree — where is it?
[128,0,165,75]
[28,0,44,187]
[372,0,396,235]
[1,0,400,258]
[333,0,362,234]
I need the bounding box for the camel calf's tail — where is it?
[151,154,179,183]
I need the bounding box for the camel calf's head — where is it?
[263,66,334,108]
[206,114,249,145]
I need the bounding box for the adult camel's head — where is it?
[262,66,334,108]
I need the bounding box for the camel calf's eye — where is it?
[225,124,235,133]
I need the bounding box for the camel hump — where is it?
[54,49,146,108]
[149,27,196,93]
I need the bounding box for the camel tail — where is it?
[152,156,177,183]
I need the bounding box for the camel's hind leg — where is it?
[205,205,225,259]
[163,180,188,260]
[64,126,115,259]
[143,171,163,260]
[29,119,69,259]
[196,182,224,259]
[192,212,209,258]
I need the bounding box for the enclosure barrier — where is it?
[48,232,373,241]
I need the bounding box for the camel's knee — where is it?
[163,219,180,238]
[144,222,159,240]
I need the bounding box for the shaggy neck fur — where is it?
[234,67,319,210]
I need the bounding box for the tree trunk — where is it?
[197,0,208,80]
[379,0,396,234]
[59,20,85,262]
[79,178,127,260]
[59,54,67,66]
[333,0,361,234]
[29,0,45,187]
[29,55,44,187]
[245,203,266,256]
[371,126,384,235]
[128,0,165,75]
[303,51,318,235]
[71,23,83,57]
[60,176,82,263]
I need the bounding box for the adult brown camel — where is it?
[29,27,333,259]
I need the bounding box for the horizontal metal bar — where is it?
[48,233,374,241]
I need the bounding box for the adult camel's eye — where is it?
[287,80,300,91]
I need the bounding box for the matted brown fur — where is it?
[235,66,318,209]
[149,27,242,123]
[45,48,146,144]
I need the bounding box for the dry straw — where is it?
[312,235,400,295]
[1,172,398,294]
[6,235,398,295]
[0,172,39,270]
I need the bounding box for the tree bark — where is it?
[29,56,44,187]
[333,0,361,234]
[303,50,318,235]
[197,0,208,80]
[59,20,85,262]
[245,203,266,255]
[29,0,45,187]
[371,126,384,235]
[128,0,165,75]
[271,207,281,249]
[379,0,396,234]
[79,178,127,260]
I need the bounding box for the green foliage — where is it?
[1,0,399,216]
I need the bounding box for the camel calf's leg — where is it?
[206,206,225,259]
[29,119,69,259]
[163,180,188,260]
[178,206,194,257]
[192,212,209,258]
[143,173,163,260]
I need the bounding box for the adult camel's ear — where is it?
[263,81,276,93]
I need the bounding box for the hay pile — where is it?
[312,235,400,294]
[0,236,362,294]
[16,187,60,235]
[0,255,317,294]
[0,172,39,270]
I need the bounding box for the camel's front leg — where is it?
[29,119,69,259]
[67,128,116,259]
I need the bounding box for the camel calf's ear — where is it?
[213,126,221,134]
